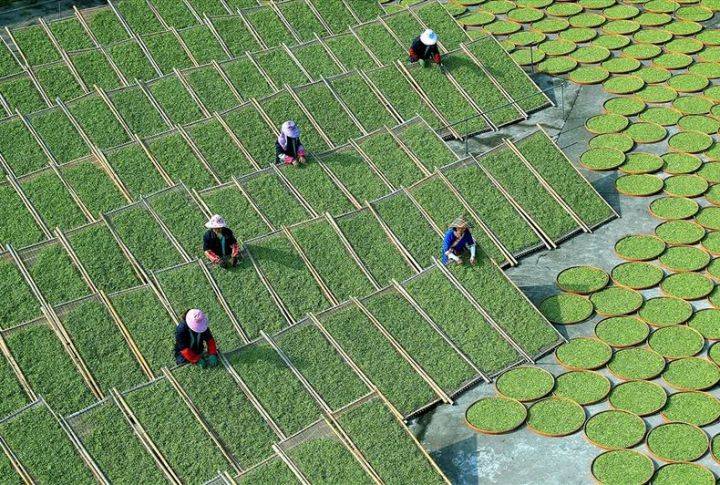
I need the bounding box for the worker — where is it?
[409,29,442,67]
[442,215,477,265]
[275,120,306,166]
[203,214,240,268]
[174,309,218,368]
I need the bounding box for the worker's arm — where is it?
[176,324,202,364]
[409,48,418,62]
[408,37,422,62]
[203,232,222,264]
[432,46,442,64]
[207,338,217,355]
[180,347,202,364]
[441,230,457,264]
[225,230,240,259]
[205,250,221,264]
[467,231,477,264]
[276,141,292,164]
[204,329,219,367]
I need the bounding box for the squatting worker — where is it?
[203,214,240,268]
[174,309,218,368]
[275,120,306,166]
[409,29,442,67]
[442,215,477,265]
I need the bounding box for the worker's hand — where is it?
[299,156,306,165]
[231,256,238,267]
[470,257,476,266]
[207,355,218,367]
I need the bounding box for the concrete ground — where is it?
[420,76,720,483]
[3,1,718,480]
[0,0,104,26]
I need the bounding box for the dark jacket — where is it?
[409,36,441,63]
[203,228,238,259]
[174,321,217,363]
[275,136,305,160]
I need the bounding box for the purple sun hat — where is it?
[186,309,208,333]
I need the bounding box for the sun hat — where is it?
[281,120,300,138]
[420,29,438,46]
[450,214,473,229]
[278,120,301,149]
[205,214,227,229]
[186,309,208,333]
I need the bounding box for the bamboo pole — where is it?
[218,352,287,440]
[161,367,242,474]
[324,212,380,290]
[390,280,488,382]
[308,313,376,393]
[0,333,37,401]
[110,388,183,484]
[272,444,311,485]
[0,435,34,484]
[196,259,250,343]
[434,169,516,266]
[365,201,421,273]
[260,331,332,413]
[322,415,383,484]
[505,139,589,233]
[282,226,338,306]
[53,228,99,294]
[353,298,452,404]
[99,290,155,379]
[433,259,533,363]
[49,402,110,484]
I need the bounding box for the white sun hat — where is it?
[205,214,227,229]
[420,29,438,46]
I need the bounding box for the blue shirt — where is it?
[441,228,474,264]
